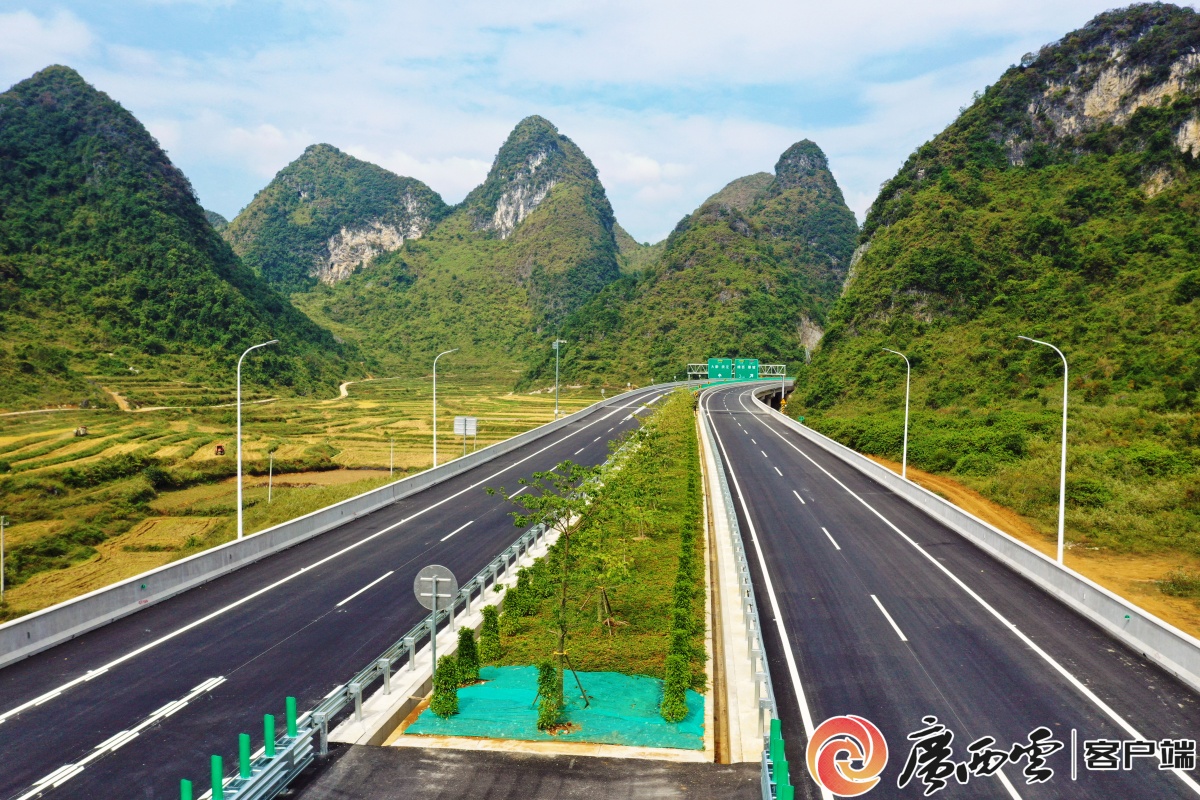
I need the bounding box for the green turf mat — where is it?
[405,666,705,750]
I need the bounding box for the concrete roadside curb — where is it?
[697,395,765,762]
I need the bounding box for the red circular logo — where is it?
[806,715,889,797]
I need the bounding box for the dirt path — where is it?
[866,455,1200,638]
[103,386,132,411]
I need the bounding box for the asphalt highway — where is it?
[702,384,1200,800]
[0,385,672,800]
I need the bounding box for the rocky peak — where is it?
[464,115,598,238]
[773,140,831,190]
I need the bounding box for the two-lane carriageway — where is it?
[702,383,1200,800]
[0,386,672,799]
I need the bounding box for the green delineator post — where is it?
[239,733,251,778]
[211,755,224,800]
[776,756,790,794]
[264,714,276,757]
[286,696,297,737]
[770,717,783,766]
[180,778,193,800]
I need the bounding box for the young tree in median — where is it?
[488,459,598,725]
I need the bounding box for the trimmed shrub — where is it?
[536,660,563,730]
[430,655,459,719]
[660,653,690,723]
[479,605,501,663]
[457,627,480,683]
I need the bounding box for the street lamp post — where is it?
[1,515,6,603]
[432,349,458,467]
[237,339,278,540]
[1019,335,1069,565]
[552,339,566,419]
[882,348,911,480]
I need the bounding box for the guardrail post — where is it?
[211,755,224,800]
[349,682,363,722]
[239,733,251,778]
[313,711,328,756]
[403,637,416,671]
[450,596,458,631]
[264,714,276,758]
[181,778,193,800]
[286,696,297,737]
[378,658,392,694]
[465,583,473,615]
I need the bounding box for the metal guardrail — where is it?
[197,522,549,799]
[697,401,780,800]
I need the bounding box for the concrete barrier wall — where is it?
[0,385,682,669]
[748,390,1200,695]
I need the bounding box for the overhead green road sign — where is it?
[708,358,733,380]
[734,358,759,380]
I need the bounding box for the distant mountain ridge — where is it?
[0,66,358,409]
[290,116,623,373]
[525,138,859,385]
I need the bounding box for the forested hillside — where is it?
[527,140,858,385]
[0,66,359,410]
[224,144,449,292]
[292,116,623,375]
[792,4,1200,562]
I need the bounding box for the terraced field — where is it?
[0,374,604,620]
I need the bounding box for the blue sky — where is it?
[0,1,1182,242]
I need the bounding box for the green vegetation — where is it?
[0,66,359,411]
[430,655,460,719]
[288,116,622,376]
[488,391,707,715]
[535,660,563,730]
[480,605,502,662]
[792,6,1200,571]
[457,627,480,683]
[532,140,858,386]
[223,144,448,293]
[0,375,598,620]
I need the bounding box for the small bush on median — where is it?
[536,660,563,730]
[430,655,459,719]
[660,653,690,723]
[480,605,501,663]
[457,627,480,683]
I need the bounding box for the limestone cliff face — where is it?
[488,151,557,239]
[464,116,596,240]
[225,144,448,292]
[862,4,1200,241]
[318,191,437,284]
[1023,46,1200,165]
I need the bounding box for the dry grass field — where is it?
[0,372,606,620]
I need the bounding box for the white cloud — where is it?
[0,10,94,79]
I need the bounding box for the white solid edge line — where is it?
[870,594,908,642]
[702,389,833,800]
[792,490,806,505]
[0,386,666,726]
[336,570,395,607]
[439,519,475,542]
[821,527,841,551]
[738,391,1200,797]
